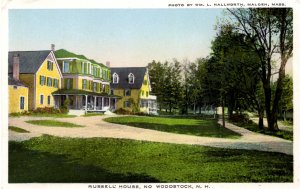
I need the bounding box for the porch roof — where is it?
[52,89,121,98]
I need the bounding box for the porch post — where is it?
[102,97,104,110]
[85,95,88,113]
[94,96,96,110]
[108,97,111,108]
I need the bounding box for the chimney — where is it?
[106,61,110,67]
[13,54,20,80]
[51,44,55,51]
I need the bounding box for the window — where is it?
[100,67,102,78]
[146,91,149,97]
[47,61,53,71]
[20,96,25,110]
[110,90,114,95]
[102,84,105,92]
[82,79,87,90]
[66,78,71,89]
[63,61,70,73]
[113,73,119,83]
[124,89,131,96]
[128,73,134,84]
[40,95,44,105]
[13,86,18,89]
[81,62,85,74]
[53,79,59,88]
[124,101,130,108]
[103,69,107,79]
[93,67,97,76]
[47,95,51,105]
[40,75,46,86]
[47,77,52,87]
[93,82,97,92]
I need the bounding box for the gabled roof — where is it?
[110,67,147,89]
[8,76,27,87]
[8,50,52,74]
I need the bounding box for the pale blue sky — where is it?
[9,9,224,67]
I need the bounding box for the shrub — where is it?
[229,113,250,123]
[114,108,133,115]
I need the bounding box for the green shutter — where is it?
[82,79,84,89]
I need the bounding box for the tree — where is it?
[227,8,293,131]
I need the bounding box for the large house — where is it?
[8,50,62,111]
[52,49,120,113]
[8,46,157,115]
[110,67,157,114]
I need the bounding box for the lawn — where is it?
[9,126,30,133]
[231,121,293,141]
[9,135,293,182]
[104,116,241,139]
[25,120,83,128]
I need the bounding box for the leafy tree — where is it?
[227,8,293,131]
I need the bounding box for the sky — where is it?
[9,9,224,67]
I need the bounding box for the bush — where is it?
[229,113,250,123]
[114,108,133,115]
[114,108,147,116]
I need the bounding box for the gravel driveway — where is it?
[8,115,293,155]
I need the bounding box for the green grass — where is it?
[232,121,293,141]
[9,135,293,183]
[279,120,293,127]
[82,113,104,117]
[25,120,83,128]
[9,126,30,133]
[104,116,241,139]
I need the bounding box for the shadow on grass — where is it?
[112,122,241,139]
[9,142,159,183]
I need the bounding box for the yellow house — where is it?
[52,49,119,113]
[110,67,157,114]
[8,77,29,113]
[8,50,62,111]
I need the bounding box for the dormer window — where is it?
[113,73,119,84]
[128,73,134,84]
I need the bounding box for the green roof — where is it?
[55,49,107,68]
[52,89,120,98]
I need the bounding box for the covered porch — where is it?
[52,89,120,113]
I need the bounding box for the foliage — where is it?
[9,135,293,182]
[9,108,74,118]
[147,59,183,113]
[104,116,241,139]
[9,126,30,133]
[114,108,146,116]
[226,8,293,131]
[25,120,83,127]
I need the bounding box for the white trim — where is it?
[50,51,63,78]
[128,73,135,84]
[112,72,119,83]
[146,68,152,91]
[34,74,36,109]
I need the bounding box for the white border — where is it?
[1,1,299,189]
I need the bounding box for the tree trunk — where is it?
[258,109,264,130]
[222,98,225,128]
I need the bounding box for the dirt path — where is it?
[250,117,293,132]
[8,115,293,155]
